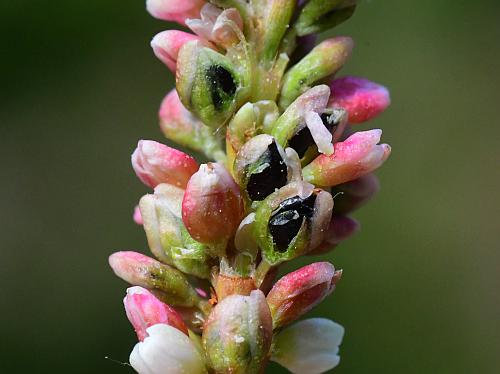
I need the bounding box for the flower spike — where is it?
[111,2,393,372]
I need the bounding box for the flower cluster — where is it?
[109,1,391,373]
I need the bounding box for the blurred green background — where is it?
[1,0,499,373]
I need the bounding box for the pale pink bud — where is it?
[131,140,199,189]
[159,89,225,161]
[146,0,206,26]
[133,205,143,225]
[124,286,188,341]
[309,215,360,255]
[108,251,200,307]
[267,262,341,328]
[329,76,391,124]
[151,30,200,72]
[303,129,391,187]
[182,163,244,246]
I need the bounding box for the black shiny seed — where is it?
[247,141,288,201]
[206,65,237,111]
[268,194,317,252]
[288,126,315,158]
[288,113,339,158]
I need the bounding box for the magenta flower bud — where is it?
[329,76,391,124]
[182,163,244,248]
[124,286,188,341]
[332,173,380,214]
[202,290,272,374]
[131,140,199,189]
[146,0,206,26]
[133,205,143,225]
[303,129,391,187]
[151,30,200,73]
[266,262,341,328]
[309,215,360,255]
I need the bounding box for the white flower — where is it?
[271,318,344,374]
[129,324,206,374]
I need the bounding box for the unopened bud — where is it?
[303,129,391,187]
[151,30,200,73]
[329,76,391,123]
[124,286,188,341]
[159,89,225,161]
[267,262,340,328]
[294,0,357,36]
[139,184,184,264]
[132,140,199,189]
[182,163,244,249]
[109,251,200,307]
[202,290,272,374]
[257,0,296,63]
[146,0,205,26]
[279,37,354,109]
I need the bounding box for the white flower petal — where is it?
[305,111,334,155]
[129,324,206,374]
[271,318,344,374]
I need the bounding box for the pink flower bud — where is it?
[303,129,391,187]
[159,89,225,161]
[182,163,244,246]
[108,251,200,307]
[124,286,188,341]
[133,205,143,225]
[151,30,200,72]
[146,0,206,26]
[309,215,360,255]
[131,140,199,189]
[329,76,391,124]
[267,262,341,328]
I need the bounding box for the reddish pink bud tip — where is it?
[329,76,390,124]
[267,262,339,328]
[151,31,199,72]
[146,0,206,26]
[303,129,391,187]
[133,205,143,225]
[124,286,188,341]
[131,140,199,189]
[182,163,244,244]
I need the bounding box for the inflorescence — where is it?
[109,1,391,373]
